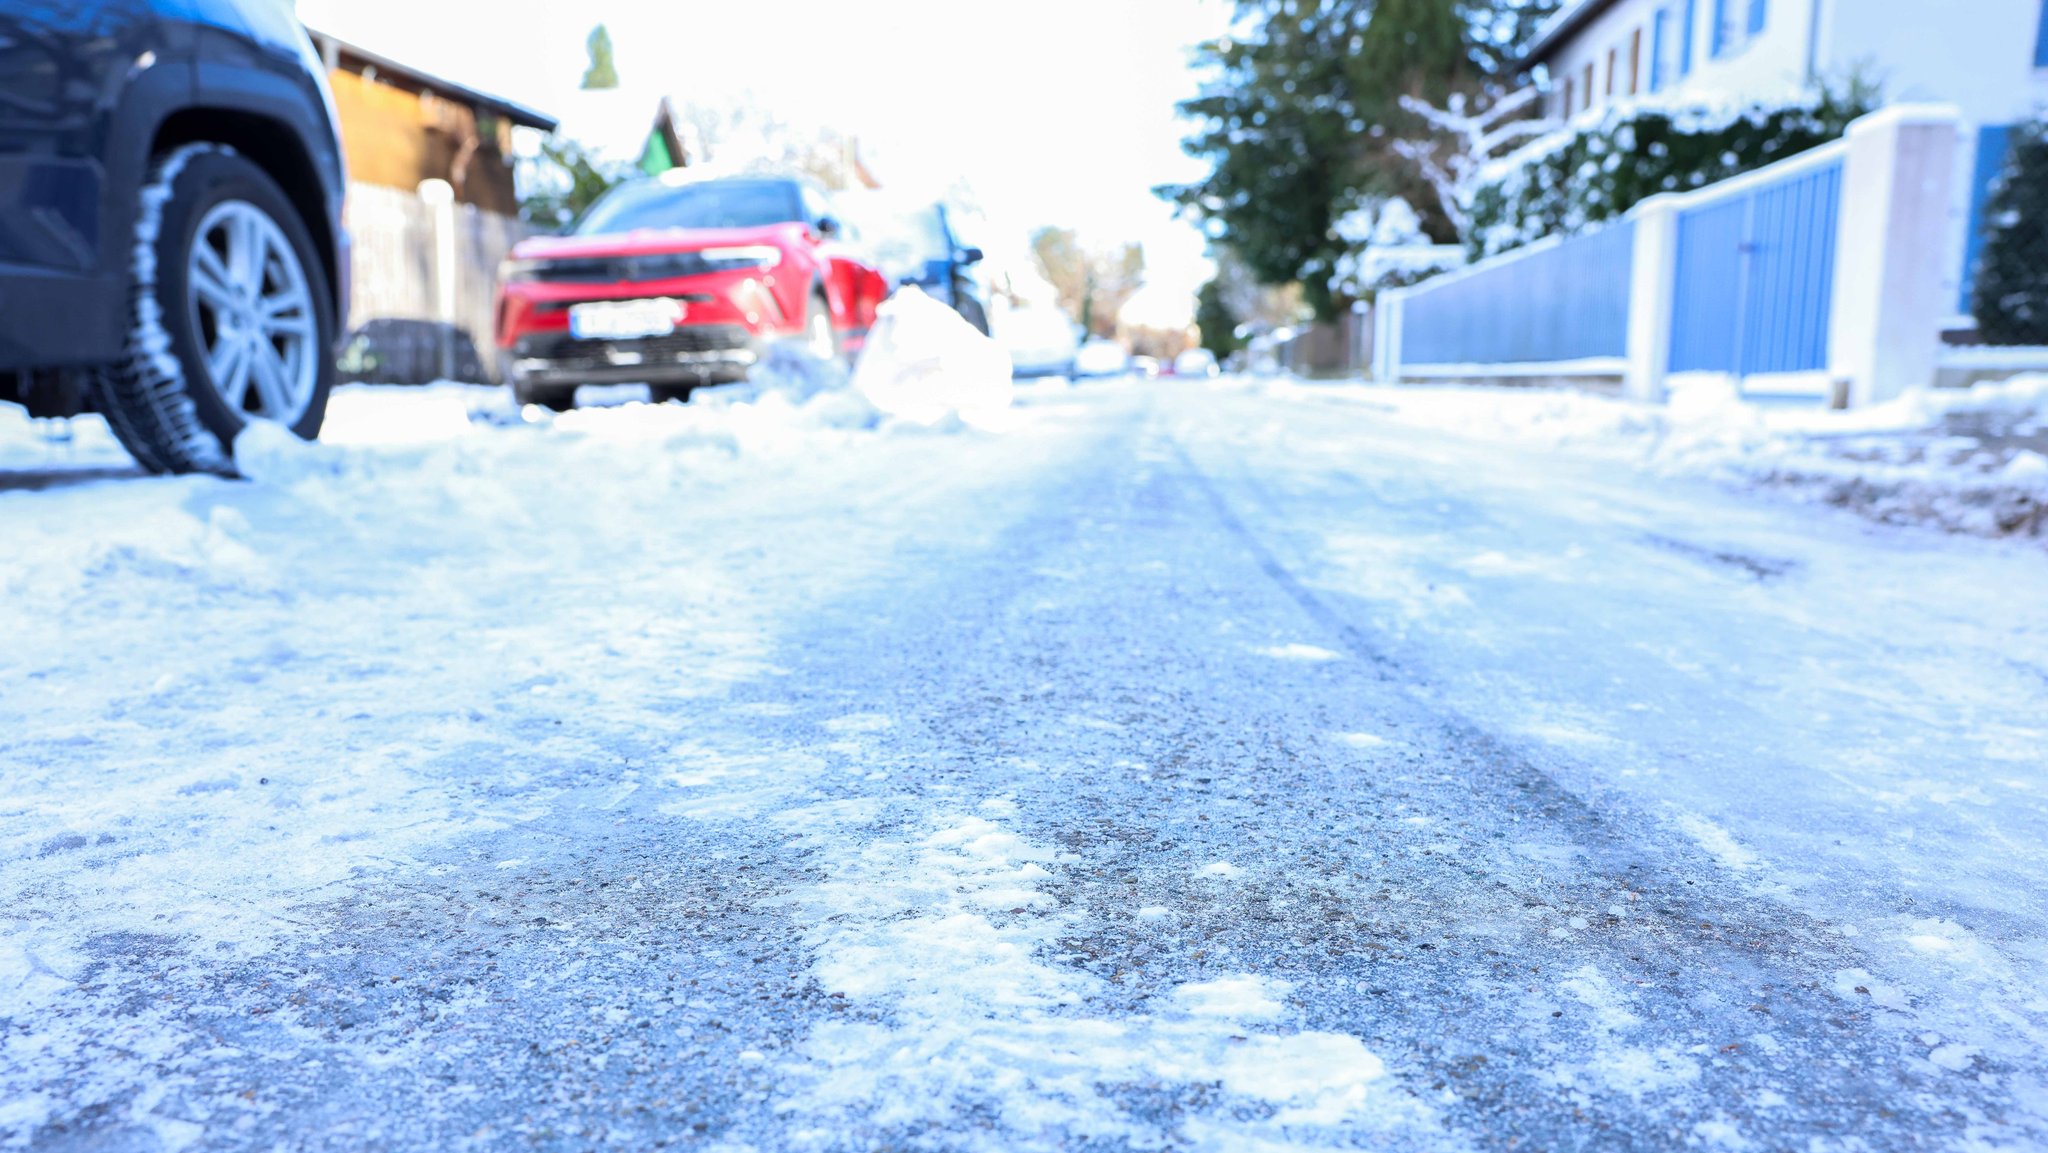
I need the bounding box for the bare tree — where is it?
[1032,228,1146,339]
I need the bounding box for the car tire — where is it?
[93,144,335,476]
[512,378,577,412]
[957,295,991,337]
[650,385,696,405]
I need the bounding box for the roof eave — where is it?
[306,27,560,133]
[1517,0,1623,72]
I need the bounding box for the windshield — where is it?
[575,180,802,236]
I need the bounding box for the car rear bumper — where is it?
[510,324,761,387]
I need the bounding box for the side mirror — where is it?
[815,215,841,238]
[956,246,984,266]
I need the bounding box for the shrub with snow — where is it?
[1971,121,2048,347]
[1464,88,1871,260]
[1331,197,1465,301]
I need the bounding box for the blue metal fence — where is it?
[1669,154,1842,377]
[1398,221,1636,367]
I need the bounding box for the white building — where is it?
[1522,0,2048,314]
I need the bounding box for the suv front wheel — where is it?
[93,144,335,475]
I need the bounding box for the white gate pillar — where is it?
[1372,291,1404,383]
[1623,194,1681,403]
[1828,105,1961,408]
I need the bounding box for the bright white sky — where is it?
[296,0,1233,326]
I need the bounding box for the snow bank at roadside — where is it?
[1270,375,2048,539]
[853,287,1014,427]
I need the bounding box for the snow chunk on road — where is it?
[1200,1033,1388,1124]
[778,806,1433,1145]
[853,286,1014,426]
[1259,643,1343,662]
[1670,810,1761,873]
[1173,975,1290,1019]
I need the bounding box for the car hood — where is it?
[512,223,805,260]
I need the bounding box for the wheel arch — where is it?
[150,108,342,314]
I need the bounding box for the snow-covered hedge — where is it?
[1465,89,1872,259]
[1330,197,1466,301]
[1971,121,2048,346]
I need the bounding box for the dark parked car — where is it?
[840,193,991,335]
[0,0,346,475]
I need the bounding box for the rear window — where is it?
[840,196,952,279]
[575,180,802,235]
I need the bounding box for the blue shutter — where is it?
[1747,0,1767,35]
[1681,0,1697,74]
[2036,0,2048,67]
[1711,0,1729,56]
[1961,125,2016,313]
[1650,8,1668,92]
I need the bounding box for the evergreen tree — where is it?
[519,138,628,229]
[1162,0,1545,318]
[1195,279,1244,359]
[581,24,619,90]
[1162,0,1367,321]
[1346,0,1482,242]
[1972,122,2048,346]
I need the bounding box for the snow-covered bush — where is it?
[1464,87,1872,259]
[1331,197,1465,301]
[1971,121,2048,346]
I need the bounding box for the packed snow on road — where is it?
[4,370,2047,1151]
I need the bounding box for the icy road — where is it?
[4,378,2048,1151]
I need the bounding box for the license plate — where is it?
[569,298,685,340]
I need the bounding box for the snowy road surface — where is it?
[5,378,2047,1150]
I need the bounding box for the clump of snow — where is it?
[853,287,1015,426]
[1173,975,1290,1019]
[776,807,1426,1143]
[1259,643,1344,662]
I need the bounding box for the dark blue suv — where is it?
[0,0,346,474]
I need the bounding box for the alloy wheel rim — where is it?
[187,200,318,425]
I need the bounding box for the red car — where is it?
[496,174,889,409]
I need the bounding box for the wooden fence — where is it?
[344,181,531,382]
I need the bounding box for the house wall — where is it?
[327,70,521,216]
[1816,0,2048,315]
[1544,0,1818,118]
[1539,0,2048,316]
[1817,0,2048,125]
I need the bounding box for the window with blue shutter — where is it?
[1747,0,1767,35]
[1650,8,1668,92]
[1711,0,1730,57]
[1681,0,1697,74]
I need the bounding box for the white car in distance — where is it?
[1173,348,1220,378]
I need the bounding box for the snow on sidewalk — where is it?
[1266,374,2048,538]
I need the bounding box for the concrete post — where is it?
[1623,194,1681,403]
[1828,104,1961,408]
[1372,291,1403,383]
[417,178,459,383]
